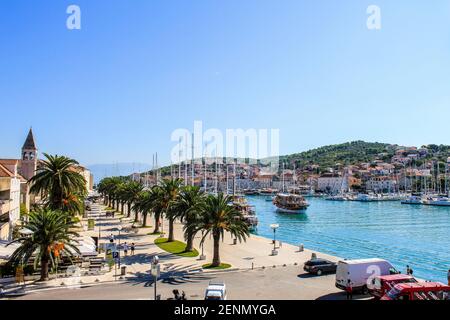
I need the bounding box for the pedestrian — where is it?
[109,234,115,243]
[131,243,135,256]
[346,280,353,300]
[123,242,129,257]
[448,269,450,286]
[406,265,411,275]
[279,241,283,248]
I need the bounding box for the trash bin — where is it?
[233,239,237,245]
[121,266,127,276]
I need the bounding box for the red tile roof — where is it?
[0,164,14,178]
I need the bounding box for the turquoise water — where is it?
[247,196,450,282]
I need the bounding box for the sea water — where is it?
[247,195,450,282]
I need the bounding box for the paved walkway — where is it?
[2,202,343,296]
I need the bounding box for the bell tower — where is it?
[21,128,38,180]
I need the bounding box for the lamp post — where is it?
[151,255,160,300]
[270,224,279,256]
[117,226,123,267]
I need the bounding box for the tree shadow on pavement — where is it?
[123,264,214,288]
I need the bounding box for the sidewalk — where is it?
[3,202,342,295]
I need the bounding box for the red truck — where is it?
[369,274,418,299]
[381,282,450,300]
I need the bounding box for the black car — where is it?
[303,259,337,276]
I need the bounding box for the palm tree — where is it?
[174,186,205,252]
[132,190,151,227]
[185,193,249,267]
[116,183,128,215]
[7,208,80,281]
[29,154,87,214]
[148,186,165,234]
[124,181,144,221]
[97,177,124,209]
[160,178,183,242]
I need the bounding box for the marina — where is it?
[246,194,450,283]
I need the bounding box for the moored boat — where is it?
[326,195,348,201]
[273,193,309,214]
[423,196,450,207]
[232,195,259,230]
[401,194,423,205]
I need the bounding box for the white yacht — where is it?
[423,196,450,207]
[401,195,423,205]
[355,193,375,202]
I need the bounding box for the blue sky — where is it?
[1,0,450,167]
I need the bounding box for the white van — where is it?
[335,259,398,294]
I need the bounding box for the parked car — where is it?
[303,259,337,276]
[381,282,450,300]
[205,281,227,300]
[369,274,418,299]
[335,258,399,295]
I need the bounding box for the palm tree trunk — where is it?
[121,202,124,214]
[212,233,221,267]
[168,218,175,242]
[135,209,139,223]
[40,256,50,281]
[185,233,194,252]
[143,213,148,227]
[153,214,160,234]
[127,203,132,218]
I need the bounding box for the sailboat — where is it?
[273,163,309,214]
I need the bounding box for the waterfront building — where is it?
[317,173,349,194]
[71,165,94,192]
[366,176,398,193]
[0,128,39,212]
[0,163,21,240]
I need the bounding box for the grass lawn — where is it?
[202,263,232,270]
[154,238,199,258]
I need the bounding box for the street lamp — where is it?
[270,224,280,256]
[117,226,123,267]
[151,255,161,300]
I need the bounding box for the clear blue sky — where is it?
[1,0,450,167]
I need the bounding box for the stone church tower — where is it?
[21,128,38,180]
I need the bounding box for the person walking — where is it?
[131,243,135,256]
[346,280,353,300]
[123,242,129,257]
[109,234,115,243]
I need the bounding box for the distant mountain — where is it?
[279,141,398,169]
[88,163,151,184]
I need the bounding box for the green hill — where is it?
[280,141,397,170]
